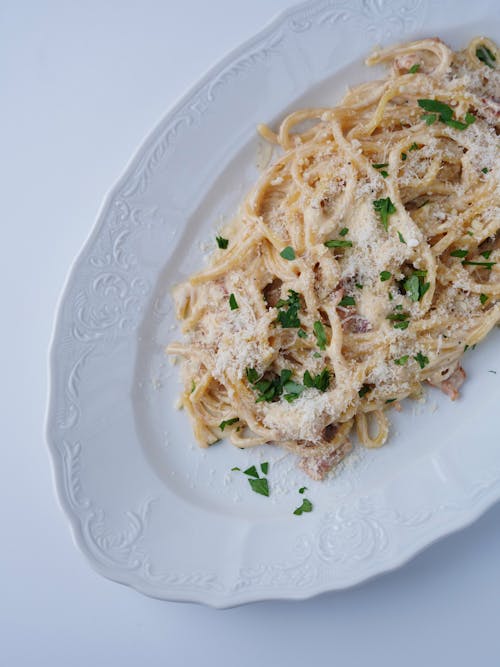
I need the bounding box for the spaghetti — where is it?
[167,38,500,480]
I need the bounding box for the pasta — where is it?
[167,37,500,480]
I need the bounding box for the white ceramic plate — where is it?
[47,0,500,607]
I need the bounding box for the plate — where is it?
[47,0,500,607]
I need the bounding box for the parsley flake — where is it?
[409,142,419,151]
[450,249,468,258]
[401,152,407,161]
[303,368,330,392]
[380,271,392,282]
[387,308,410,330]
[260,462,269,475]
[462,260,496,270]
[293,498,313,515]
[299,486,307,494]
[404,271,429,301]
[277,289,301,328]
[408,63,420,74]
[482,167,489,174]
[243,465,259,478]
[229,293,239,310]
[313,320,327,350]
[297,328,307,339]
[476,45,496,69]
[219,417,239,431]
[480,293,489,305]
[338,295,355,307]
[216,236,229,249]
[249,477,269,497]
[398,231,407,244]
[413,351,429,369]
[324,239,353,248]
[373,197,396,231]
[417,99,475,130]
[481,250,492,259]
[394,355,409,365]
[280,246,296,261]
[339,227,349,236]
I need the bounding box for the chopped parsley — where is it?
[190,379,196,393]
[373,197,396,231]
[216,235,229,249]
[338,295,356,307]
[260,462,269,475]
[313,320,327,350]
[386,398,397,404]
[380,270,392,282]
[229,293,239,310]
[401,152,407,161]
[482,167,489,174]
[476,45,496,69]
[480,293,489,305]
[280,246,296,260]
[404,270,430,302]
[299,486,307,494]
[231,466,241,471]
[356,283,364,289]
[481,250,492,259]
[325,239,353,248]
[249,478,269,497]
[303,368,330,392]
[358,384,372,398]
[339,227,349,236]
[219,417,239,431]
[450,248,468,258]
[246,367,293,403]
[417,99,475,130]
[408,63,420,74]
[462,260,496,270]
[387,308,410,330]
[313,352,322,358]
[277,289,301,328]
[282,380,305,402]
[297,328,307,339]
[243,465,259,478]
[413,351,429,369]
[409,142,419,151]
[293,498,313,515]
[373,162,389,177]
[394,355,409,365]
[398,231,407,244]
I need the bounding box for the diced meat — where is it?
[263,278,282,308]
[298,440,352,480]
[341,314,371,333]
[428,365,466,401]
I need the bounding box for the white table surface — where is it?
[2,1,500,664]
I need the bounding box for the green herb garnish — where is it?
[325,239,353,248]
[462,260,496,270]
[482,167,489,174]
[229,293,239,310]
[244,465,259,478]
[450,249,468,258]
[387,309,410,330]
[418,99,475,130]
[408,63,420,74]
[293,498,313,515]
[356,283,363,289]
[413,351,429,369]
[380,271,392,282]
[480,293,489,305]
[299,486,307,494]
[219,417,239,431]
[338,295,356,307]
[280,246,296,261]
[409,142,419,151]
[277,289,301,328]
[303,368,330,392]
[216,236,229,249]
[249,477,269,497]
[404,271,429,301]
[373,197,396,231]
[339,227,349,236]
[398,231,407,244]
[401,152,407,161]
[313,321,327,350]
[297,328,307,339]
[358,384,372,398]
[476,45,496,69]
[394,355,409,365]
[481,250,492,259]
[260,462,269,475]
[283,380,305,402]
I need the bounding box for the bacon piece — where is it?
[298,440,352,480]
[428,365,466,401]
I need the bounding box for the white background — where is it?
[2,1,500,664]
